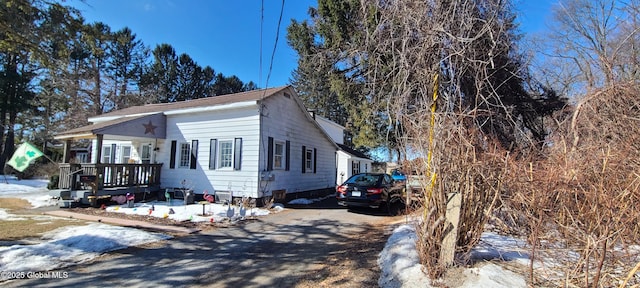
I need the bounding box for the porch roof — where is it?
[54,113,166,140]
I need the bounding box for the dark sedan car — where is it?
[335,173,405,215]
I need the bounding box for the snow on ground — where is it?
[0,176,57,208]
[378,224,527,287]
[0,208,27,221]
[287,195,333,205]
[0,223,170,272]
[103,200,271,223]
[0,176,530,286]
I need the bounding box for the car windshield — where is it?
[345,174,380,186]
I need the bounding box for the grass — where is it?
[0,197,87,241]
[0,198,32,210]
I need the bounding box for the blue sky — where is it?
[68,0,555,89]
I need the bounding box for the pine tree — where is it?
[0,0,79,169]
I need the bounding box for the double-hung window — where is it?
[218,140,233,169]
[305,148,313,171]
[274,141,285,169]
[173,140,198,169]
[179,143,191,168]
[301,145,317,173]
[101,145,113,163]
[209,138,242,170]
[101,144,116,163]
[122,146,132,163]
[267,137,289,171]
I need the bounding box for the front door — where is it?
[140,143,153,164]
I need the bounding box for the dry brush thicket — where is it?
[362,0,520,280]
[498,82,640,287]
[361,0,639,286]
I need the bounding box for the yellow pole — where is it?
[423,74,439,217]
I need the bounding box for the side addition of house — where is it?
[313,114,373,185]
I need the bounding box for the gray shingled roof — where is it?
[56,86,290,140]
[94,86,289,118]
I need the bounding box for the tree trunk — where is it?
[0,55,18,168]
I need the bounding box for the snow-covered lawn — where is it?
[0,176,530,286]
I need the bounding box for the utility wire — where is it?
[264,0,285,90]
[259,0,264,88]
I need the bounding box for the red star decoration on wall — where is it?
[143,120,157,135]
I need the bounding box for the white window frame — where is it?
[218,140,234,169]
[102,146,113,163]
[273,140,285,170]
[178,142,191,168]
[305,148,314,173]
[121,145,132,163]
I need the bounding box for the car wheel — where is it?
[387,200,405,216]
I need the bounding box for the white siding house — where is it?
[314,115,374,185]
[55,86,338,203]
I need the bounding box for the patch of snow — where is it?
[378,224,433,288]
[461,263,527,287]
[0,208,26,221]
[379,224,528,288]
[0,177,57,208]
[104,201,271,222]
[0,223,170,272]
[287,195,332,205]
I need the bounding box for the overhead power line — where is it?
[264,0,285,90]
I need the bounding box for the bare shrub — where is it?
[502,82,640,286]
[360,0,541,280]
[405,118,509,278]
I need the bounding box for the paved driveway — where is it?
[6,198,403,287]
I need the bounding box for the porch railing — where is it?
[58,163,162,190]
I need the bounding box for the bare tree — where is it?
[615,0,640,81]
[540,0,640,93]
[359,0,563,280]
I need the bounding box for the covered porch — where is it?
[58,163,162,191]
[54,113,166,195]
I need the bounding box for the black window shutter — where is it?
[190,140,198,169]
[285,140,290,171]
[302,145,306,173]
[267,137,274,171]
[209,139,217,170]
[170,141,177,169]
[314,148,317,173]
[234,138,242,170]
[111,144,116,163]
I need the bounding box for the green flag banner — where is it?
[6,142,44,172]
